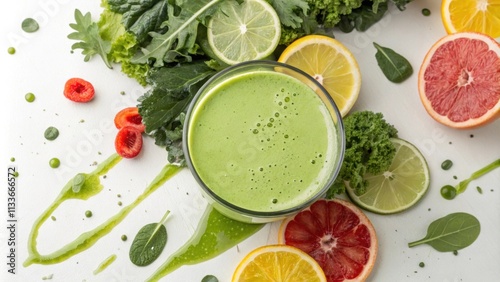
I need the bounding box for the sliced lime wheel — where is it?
[207,0,281,65]
[346,138,430,214]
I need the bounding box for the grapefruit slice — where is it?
[278,199,377,282]
[418,32,500,129]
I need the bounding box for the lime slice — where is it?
[207,0,281,65]
[346,138,430,214]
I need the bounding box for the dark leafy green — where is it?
[408,212,481,252]
[137,61,216,164]
[373,42,413,83]
[132,0,223,67]
[338,2,388,33]
[129,210,171,266]
[107,0,169,44]
[68,10,113,68]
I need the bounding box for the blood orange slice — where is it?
[418,32,500,129]
[278,199,377,282]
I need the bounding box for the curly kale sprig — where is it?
[327,111,398,197]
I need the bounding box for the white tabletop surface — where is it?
[1,0,499,281]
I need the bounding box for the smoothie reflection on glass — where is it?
[183,60,344,223]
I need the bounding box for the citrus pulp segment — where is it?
[232,245,327,282]
[346,138,430,214]
[207,0,281,65]
[418,32,500,129]
[278,199,377,282]
[278,35,361,117]
[441,0,500,39]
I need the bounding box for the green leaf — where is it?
[107,0,169,44]
[138,61,216,133]
[269,0,309,29]
[408,212,481,252]
[68,9,113,69]
[132,0,222,67]
[373,42,413,83]
[129,210,171,266]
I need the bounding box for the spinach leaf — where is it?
[129,210,171,266]
[68,10,113,69]
[107,0,169,44]
[132,0,223,67]
[408,212,481,252]
[373,42,413,83]
[269,0,309,29]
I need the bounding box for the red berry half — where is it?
[114,107,145,133]
[63,78,95,102]
[115,126,143,159]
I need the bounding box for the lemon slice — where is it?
[346,138,430,214]
[207,0,281,65]
[232,245,327,282]
[278,35,361,117]
[441,0,500,38]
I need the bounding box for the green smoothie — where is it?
[187,70,338,213]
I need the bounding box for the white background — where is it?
[1,0,499,281]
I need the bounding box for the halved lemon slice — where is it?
[232,244,327,282]
[278,35,361,117]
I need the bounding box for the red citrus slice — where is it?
[418,32,500,129]
[278,199,378,282]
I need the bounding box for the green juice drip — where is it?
[93,254,117,275]
[24,154,182,266]
[147,207,264,281]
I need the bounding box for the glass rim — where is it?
[182,60,345,219]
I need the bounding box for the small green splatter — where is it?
[21,18,39,33]
[10,157,15,162]
[49,158,60,168]
[419,262,425,268]
[441,159,453,170]
[476,186,483,194]
[44,127,60,141]
[8,47,16,55]
[85,210,93,218]
[25,92,36,103]
[421,8,431,16]
[51,216,56,221]
[121,235,127,241]
[453,250,459,256]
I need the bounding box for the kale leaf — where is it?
[138,61,216,164]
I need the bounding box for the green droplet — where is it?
[267,123,273,127]
[440,185,457,200]
[121,234,128,241]
[49,158,60,168]
[476,186,483,194]
[21,18,39,33]
[274,112,279,117]
[422,8,431,16]
[419,262,425,268]
[284,134,289,139]
[284,97,290,102]
[10,157,15,162]
[7,47,16,55]
[252,129,259,134]
[441,159,453,170]
[44,126,60,141]
[85,210,93,218]
[25,92,36,103]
